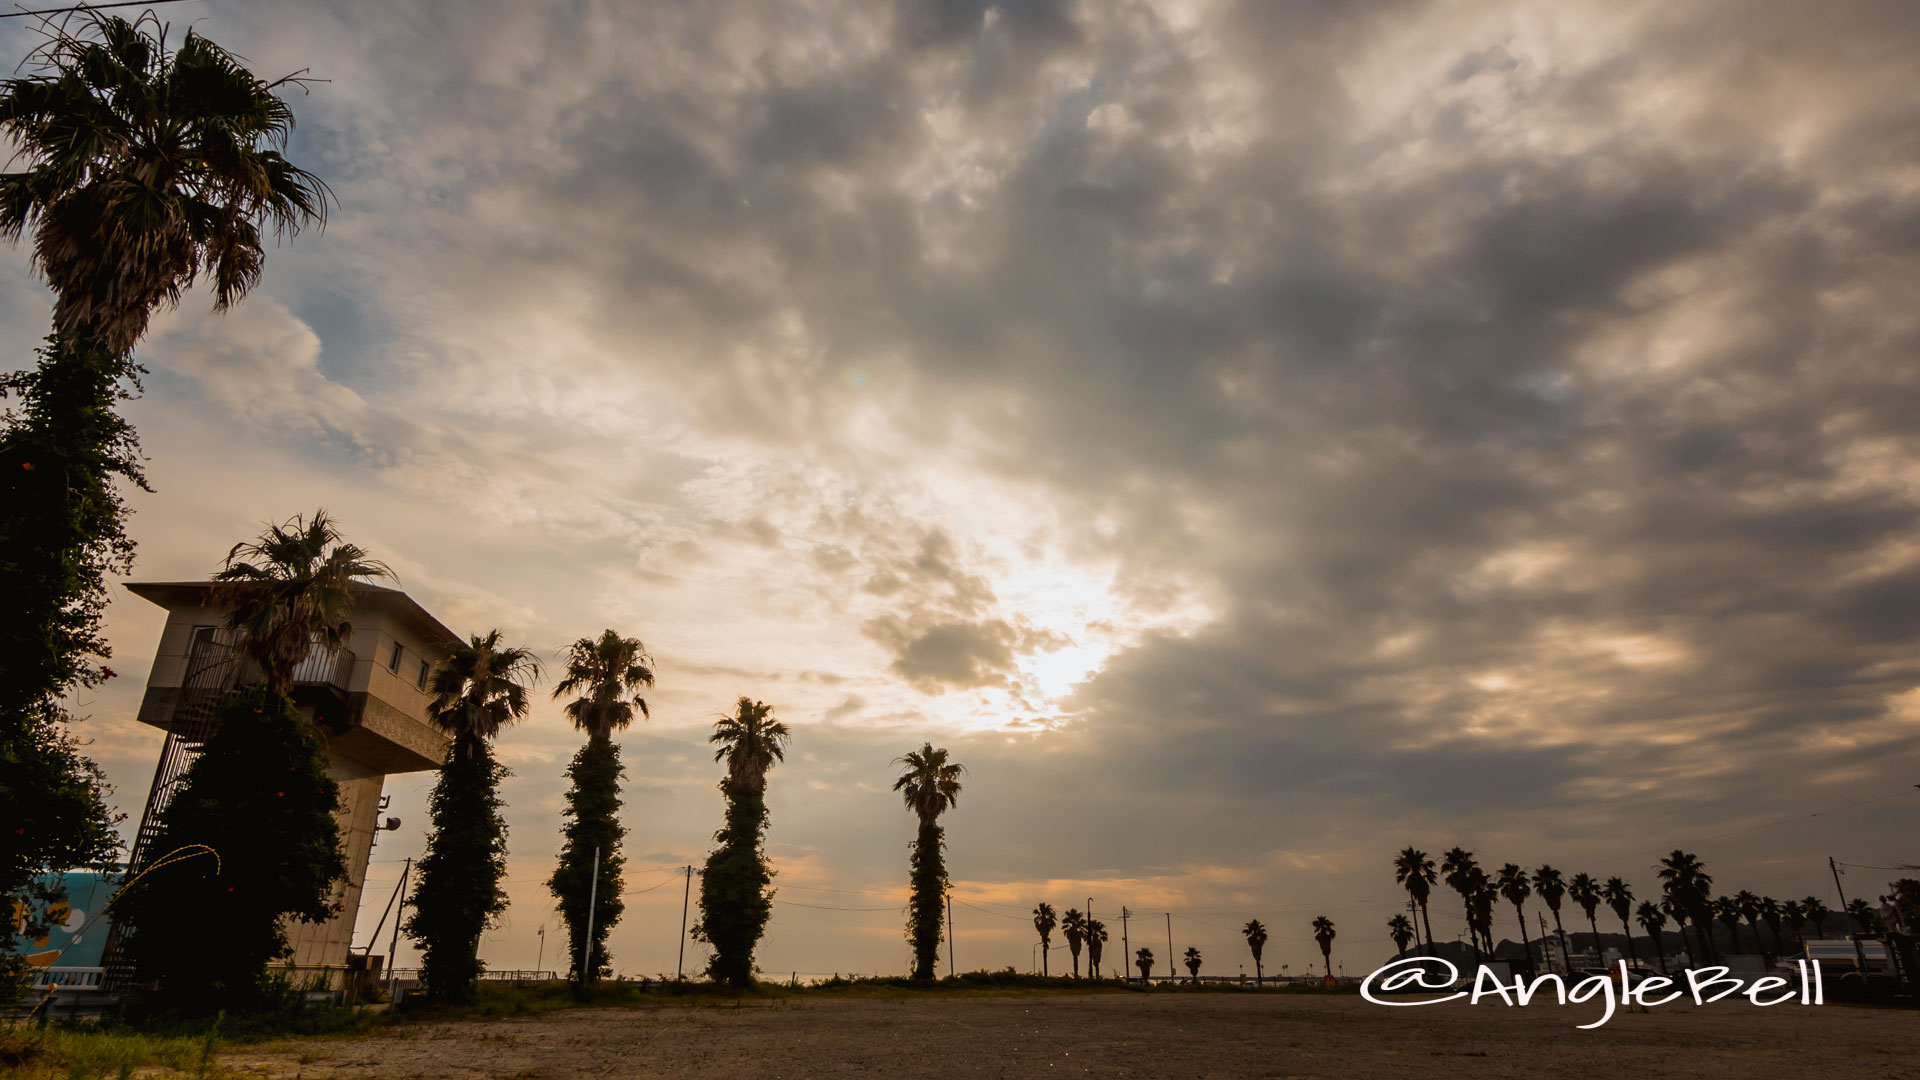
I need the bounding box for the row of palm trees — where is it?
[1391,845,1858,974]
[1028,907,1341,985]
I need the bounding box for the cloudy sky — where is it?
[7,0,1920,979]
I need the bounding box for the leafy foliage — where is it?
[894,743,963,980]
[691,786,773,987]
[0,12,331,359]
[547,734,625,981]
[0,701,121,1005]
[691,698,788,987]
[906,822,946,980]
[403,733,510,1004]
[112,689,346,1015]
[212,510,393,695]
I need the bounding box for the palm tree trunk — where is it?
[1618,915,1640,969]
[1586,914,1601,963]
[1419,903,1434,956]
[1515,909,1532,969]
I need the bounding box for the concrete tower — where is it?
[115,581,456,987]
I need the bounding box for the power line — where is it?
[773,898,899,912]
[3,1,199,18]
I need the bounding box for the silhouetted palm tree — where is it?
[1846,897,1879,934]
[1388,914,1415,955]
[1533,865,1568,964]
[1636,901,1669,974]
[894,743,964,980]
[548,629,653,982]
[1086,917,1109,979]
[1496,863,1533,966]
[1568,873,1602,960]
[1783,899,1808,950]
[1759,896,1784,955]
[1243,919,1268,984]
[1735,890,1766,958]
[1312,916,1337,978]
[0,13,330,360]
[1801,896,1830,940]
[1135,946,1154,983]
[692,697,790,986]
[1394,847,1438,951]
[1602,877,1639,969]
[1033,902,1058,977]
[1183,945,1202,984]
[1714,895,1744,953]
[1441,848,1482,954]
[1657,850,1715,963]
[211,510,392,696]
[405,631,539,1003]
[1469,873,1498,960]
[1062,908,1086,978]
[0,15,331,733]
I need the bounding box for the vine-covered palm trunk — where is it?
[112,689,345,1015]
[403,732,509,1003]
[691,784,772,986]
[0,338,143,721]
[0,342,133,985]
[549,733,625,980]
[907,820,946,979]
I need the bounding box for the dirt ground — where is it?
[225,992,1919,1080]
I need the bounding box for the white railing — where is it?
[32,966,104,990]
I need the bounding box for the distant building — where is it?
[107,581,457,989]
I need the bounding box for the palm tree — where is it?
[0,14,329,739]
[548,629,653,983]
[1135,947,1154,983]
[1533,865,1568,965]
[1394,848,1437,951]
[1496,864,1533,967]
[1568,873,1602,961]
[691,697,790,986]
[1846,897,1879,934]
[1469,874,1498,961]
[1714,895,1744,954]
[894,743,964,980]
[1062,908,1086,978]
[1183,945,1202,984]
[1636,901,1669,974]
[1782,899,1808,951]
[1601,877,1639,969]
[1801,896,1831,940]
[1758,897,1784,956]
[1441,848,1482,954]
[1242,919,1268,985]
[404,631,539,1003]
[1657,850,1715,964]
[1388,914,1415,955]
[1735,890,1766,959]
[0,13,330,360]
[211,510,392,696]
[1086,918,1109,979]
[1311,916,1337,978]
[1033,902,1058,977]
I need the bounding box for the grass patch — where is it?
[0,1025,227,1080]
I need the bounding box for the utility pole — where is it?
[678,865,692,981]
[1166,912,1174,986]
[582,845,601,984]
[1120,907,1131,983]
[385,857,412,1001]
[535,924,545,978]
[946,895,955,977]
[1831,856,1871,971]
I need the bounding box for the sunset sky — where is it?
[5,0,1918,980]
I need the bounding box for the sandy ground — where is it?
[224,992,1920,1080]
